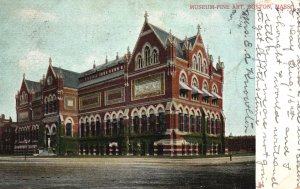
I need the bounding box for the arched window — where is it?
[49,96,53,113]
[144,46,150,65]
[204,61,208,74]
[149,109,156,131]
[137,55,143,69]
[192,56,197,70]
[96,117,101,136]
[80,119,84,138]
[158,108,165,131]
[85,118,90,137]
[183,111,188,132]
[190,111,195,132]
[179,73,189,98]
[152,49,158,64]
[119,114,124,135]
[198,53,202,71]
[66,119,72,137]
[141,110,147,133]
[91,117,95,137]
[202,82,209,103]
[112,115,118,137]
[106,115,111,136]
[134,112,139,133]
[212,85,218,105]
[196,113,201,133]
[53,96,57,112]
[178,108,183,131]
[211,116,215,135]
[45,98,48,114]
[192,77,199,101]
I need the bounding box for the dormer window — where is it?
[135,45,159,70]
[47,76,53,85]
[20,91,28,105]
[145,46,150,66]
[152,49,158,64]
[198,53,202,71]
[137,55,142,69]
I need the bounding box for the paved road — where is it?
[0,156,255,189]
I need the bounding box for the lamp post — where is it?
[229,133,233,161]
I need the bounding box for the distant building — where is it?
[227,136,255,154]
[14,13,225,156]
[0,114,16,154]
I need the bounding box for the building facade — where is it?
[0,114,16,154]
[15,14,225,156]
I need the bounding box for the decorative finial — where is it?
[169,29,172,36]
[206,45,209,55]
[127,46,130,54]
[105,55,108,64]
[218,56,220,63]
[23,73,25,79]
[197,24,201,34]
[116,52,119,60]
[144,11,149,23]
[93,60,96,68]
[49,57,52,65]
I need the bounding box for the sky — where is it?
[0,0,255,136]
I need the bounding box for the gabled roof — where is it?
[148,23,194,59]
[52,67,80,88]
[25,80,41,92]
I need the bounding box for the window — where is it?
[144,46,150,65]
[119,114,124,135]
[152,49,158,64]
[45,98,48,114]
[85,118,90,137]
[158,111,165,131]
[198,53,202,71]
[202,82,209,103]
[106,116,110,136]
[80,120,84,138]
[179,73,188,98]
[192,56,197,70]
[137,55,142,69]
[134,112,139,133]
[149,110,156,131]
[190,114,195,132]
[91,118,95,137]
[96,117,101,136]
[196,115,201,133]
[212,86,218,105]
[192,78,199,101]
[141,111,147,133]
[66,119,72,137]
[112,115,118,136]
[53,96,57,112]
[204,61,208,74]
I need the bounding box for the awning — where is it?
[212,92,222,99]
[202,89,213,97]
[179,81,192,90]
[191,85,203,94]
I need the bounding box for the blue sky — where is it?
[0,0,255,136]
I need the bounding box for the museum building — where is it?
[14,13,225,156]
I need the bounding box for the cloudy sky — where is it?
[0,0,255,136]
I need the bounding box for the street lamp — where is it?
[229,132,233,161]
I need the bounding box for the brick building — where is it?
[0,114,16,154]
[14,13,225,156]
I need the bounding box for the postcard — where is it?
[0,0,298,188]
